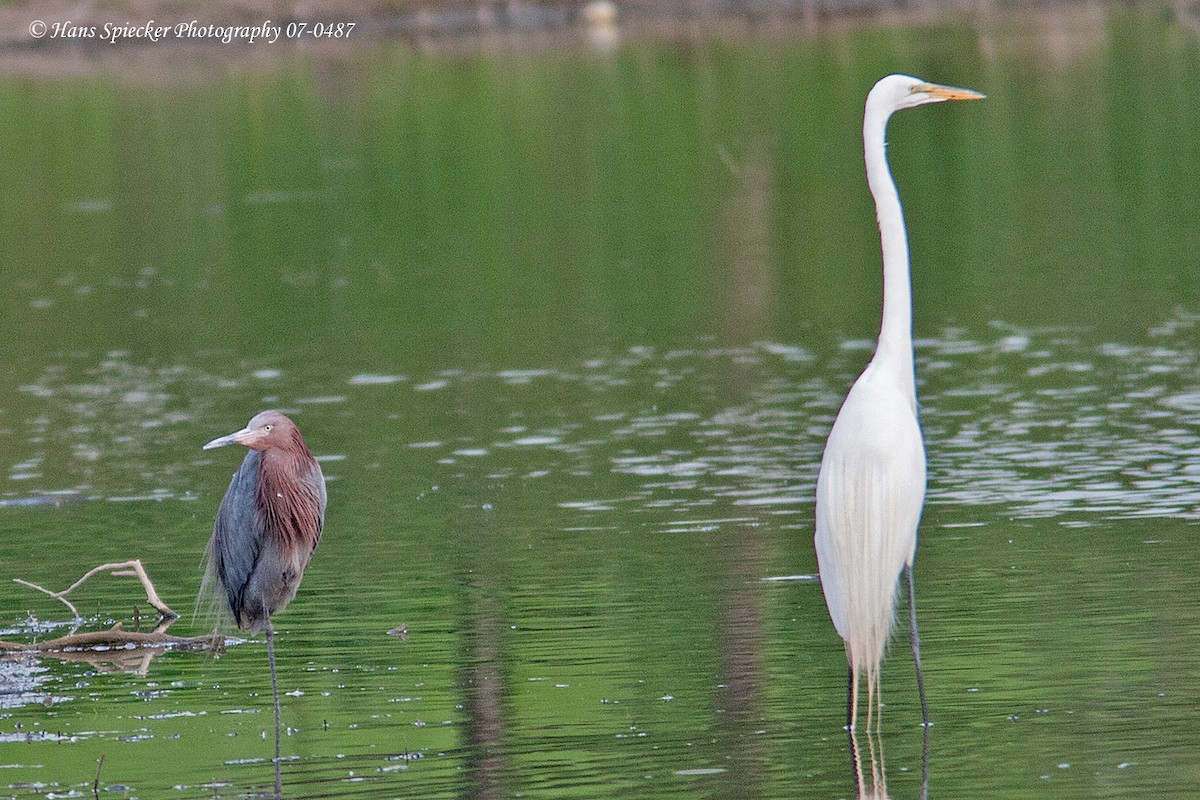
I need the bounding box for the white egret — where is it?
[814,74,983,732]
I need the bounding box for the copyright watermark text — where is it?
[28,19,356,45]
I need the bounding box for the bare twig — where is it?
[13,578,80,618]
[14,560,179,619]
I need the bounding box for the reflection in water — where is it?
[849,721,929,800]
[1,613,225,680]
[709,118,777,799]
[459,564,507,800]
[12,641,167,677]
[851,725,889,800]
[453,377,511,800]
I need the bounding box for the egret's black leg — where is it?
[904,564,929,728]
[266,621,283,799]
[920,711,931,800]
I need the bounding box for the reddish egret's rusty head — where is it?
[203,410,304,453]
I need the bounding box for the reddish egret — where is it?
[814,75,983,733]
[201,410,326,798]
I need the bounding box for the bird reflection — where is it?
[848,721,929,800]
[850,725,888,799]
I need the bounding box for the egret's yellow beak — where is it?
[917,82,986,102]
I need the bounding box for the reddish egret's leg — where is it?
[266,621,282,799]
[905,564,930,728]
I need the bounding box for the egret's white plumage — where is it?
[814,74,983,731]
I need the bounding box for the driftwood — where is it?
[0,622,226,675]
[0,623,223,654]
[5,560,230,672]
[14,559,179,620]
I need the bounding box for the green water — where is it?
[3,4,1200,798]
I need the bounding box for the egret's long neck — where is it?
[864,107,916,396]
